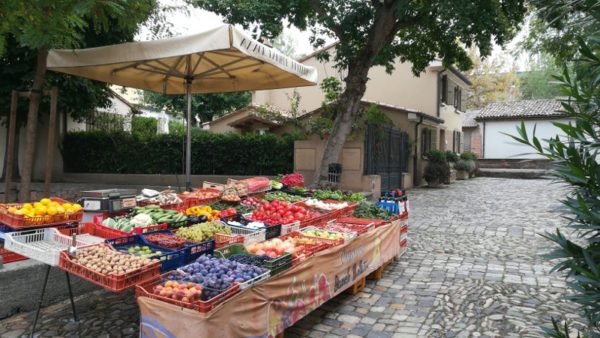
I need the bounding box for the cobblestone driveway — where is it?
[0,178,583,338]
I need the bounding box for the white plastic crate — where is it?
[4,228,93,266]
[227,225,266,245]
[238,270,270,290]
[280,221,300,236]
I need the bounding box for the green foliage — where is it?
[131,116,157,139]
[454,159,475,173]
[168,121,185,136]
[62,130,297,175]
[188,0,526,75]
[142,91,251,122]
[518,55,563,99]
[459,151,478,161]
[445,151,459,163]
[508,22,600,336]
[425,150,447,163]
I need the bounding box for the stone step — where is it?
[476,168,550,179]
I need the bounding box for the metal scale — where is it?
[79,189,137,222]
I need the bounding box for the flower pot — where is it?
[456,170,469,180]
[446,168,457,184]
[469,171,476,178]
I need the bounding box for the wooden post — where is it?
[43,87,58,197]
[5,91,18,202]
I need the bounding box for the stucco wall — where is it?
[208,110,253,133]
[439,104,464,152]
[482,118,574,159]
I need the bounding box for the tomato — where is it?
[294,212,304,219]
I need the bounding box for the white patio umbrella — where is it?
[47,25,317,190]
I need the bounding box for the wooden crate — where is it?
[345,276,366,295]
[368,257,395,280]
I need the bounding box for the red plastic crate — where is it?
[213,233,245,249]
[58,245,161,292]
[335,217,388,227]
[179,188,222,208]
[92,215,169,237]
[279,232,330,265]
[0,246,28,263]
[135,275,240,313]
[81,222,125,239]
[400,224,408,236]
[0,198,83,229]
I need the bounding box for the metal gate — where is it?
[364,124,410,192]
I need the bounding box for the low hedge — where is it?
[62,131,296,175]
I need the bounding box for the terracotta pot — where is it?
[456,170,469,180]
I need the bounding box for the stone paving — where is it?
[0,178,585,338]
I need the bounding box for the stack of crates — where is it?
[376,189,409,256]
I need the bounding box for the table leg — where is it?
[31,265,51,338]
[65,272,78,321]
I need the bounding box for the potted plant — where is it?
[445,151,459,184]
[460,151,478,178]
[454,159,474,180]
[423,150,450,187]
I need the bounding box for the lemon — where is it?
[14,209,24,215]
[22,203,33,210]
[34,205,47,216]
[7,207,17,213]
[47,206,58,216]
[72,203,82,211]
[56,205,65,214]
[40,198,51,205]
[62,203,72,209]
[33,202,43,209]
[24,211,35,218]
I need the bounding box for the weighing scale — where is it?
[79,189,137,222]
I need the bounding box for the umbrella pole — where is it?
[185,79,192,191]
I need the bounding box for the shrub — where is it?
[423,161,450,186]
[445,151,459,163]
[425,150,447,163]
[62,130,297,175]
[132,116,158,139]
[454,159,475,173]
[460,151,478,161]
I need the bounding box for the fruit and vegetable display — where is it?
[227,254,271,267]
[280,173,304,187]
[175,222,231,243]
[137,189,182,206]
[181,189,221,201]
[238,177,271,193]
[311,190,366,202]
[144,233,189,249]
[302,228,351,240]
[221,189,241,203]
[211,202,255,215]
[175,255,268,297]
[125,245,164,258]
[352,202,393,220]
[240,197,262,208]
[304,199,349,210]
[131,205,188,226]
[102,214,156,232]
[246,236,322,260]
[271,180,283,190]
[225,180,248,197]
[153,280,203,303]
[263,192,305,203]
[70,245,157,275]
[321,222,367,235]
[185,205,220,223]
[5,198,82,218]
[250,200,321,225]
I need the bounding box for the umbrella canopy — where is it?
[47,25,318,190]
[47,25,317,93]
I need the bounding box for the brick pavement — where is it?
[0,178,585,338]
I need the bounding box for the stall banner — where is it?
[138,221,402,338]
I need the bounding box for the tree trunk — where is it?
[18,48,48,202]
[312,3,401,188]
[1,125,20,181]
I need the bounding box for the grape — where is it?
[175,222,232,242]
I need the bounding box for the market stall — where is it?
[136,220,404,337]
[0,174,409,338]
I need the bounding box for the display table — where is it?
[137,219,403,338]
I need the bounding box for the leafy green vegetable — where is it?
[352,202,392,220]
[263,192,305,202]
[312,190,366,202]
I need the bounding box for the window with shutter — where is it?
[441,75,447,103]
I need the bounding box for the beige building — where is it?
[208,43,471,191]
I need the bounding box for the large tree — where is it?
[466,47,519,109]
[0,0,159,201]
[517,54,562,100]
[142,91,251,124]
[188,0,528,186]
